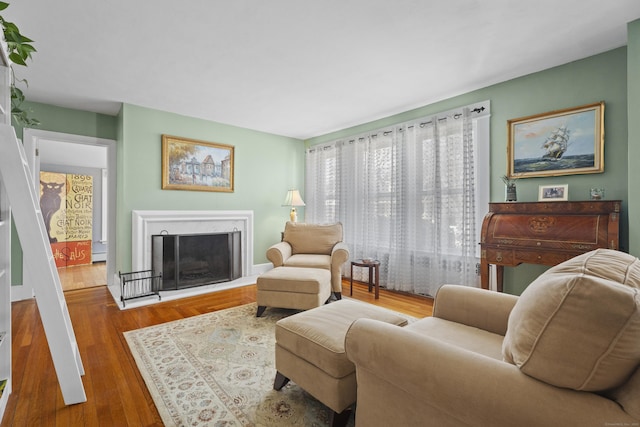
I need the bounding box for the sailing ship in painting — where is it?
[541,125,570,160]
[513,122,595,174]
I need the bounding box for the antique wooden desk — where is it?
[479,200,621,291]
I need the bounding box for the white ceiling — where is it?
[5,1,640,140]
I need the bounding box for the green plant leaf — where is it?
[9,31,33,45]
[3,21,17,34]
[17,34,34,43]
[11,108,40,127]
[19,43,35,53]
[8,51,25,66]
[11,86,24,103]
[16,44,36,58]
[2,2,39,127]
[15,46,34,62]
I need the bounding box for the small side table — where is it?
[350,259,380,299]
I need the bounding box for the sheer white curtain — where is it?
[306,101,489,297]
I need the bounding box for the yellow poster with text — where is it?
[65,174,93,242]
[40,172,93,267]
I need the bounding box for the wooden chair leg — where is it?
[330,408,352,427]
[273,371,290,390]
[256,306,267,317]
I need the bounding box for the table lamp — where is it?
[283,189,305,222]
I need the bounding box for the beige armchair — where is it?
[266,221,350,299]
[345,249,640,427]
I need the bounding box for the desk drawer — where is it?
[485,249,514,264]
[515,251,573,265]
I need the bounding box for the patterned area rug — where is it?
[124,303,355,426]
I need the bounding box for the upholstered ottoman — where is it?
[274,299,409,426]
[256,266,332,317]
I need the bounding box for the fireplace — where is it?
[152,231,242,290]
[131,210,253,279]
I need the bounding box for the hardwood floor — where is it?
[57,262,107,291]
[2,281,432,426]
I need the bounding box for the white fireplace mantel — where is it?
[131,210,254,277]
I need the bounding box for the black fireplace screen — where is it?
[152,231,241,290]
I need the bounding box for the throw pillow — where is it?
[547,248,640,288]
[502,250,640,392]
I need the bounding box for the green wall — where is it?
[628,19,640,256]
[116,104,306,273]
[14,101,118,141]
[10,101,118,284]
[13,38,637,294]
[10,101,306,283]
[308,47,630,295]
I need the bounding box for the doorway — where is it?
[15,129,117,299]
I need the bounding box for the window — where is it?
[306,101,490,296]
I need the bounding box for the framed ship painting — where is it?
[162,135,234,192]
[507,102,604,178]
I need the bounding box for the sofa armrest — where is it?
[266,241,292,267]
[345,319,636,427]
[331,241,350,266]
[330,242,350,293]
[433,284,518,336]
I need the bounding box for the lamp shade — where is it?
[282,189,305,222]
[282,189,306,207]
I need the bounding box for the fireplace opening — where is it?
[152,231,241,290]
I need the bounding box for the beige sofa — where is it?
[345,249,640,427]
[266,221,350,299]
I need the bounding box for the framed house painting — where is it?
[507,102,604,178]
[162,135,234,192]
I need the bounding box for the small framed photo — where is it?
[538,184,568,201]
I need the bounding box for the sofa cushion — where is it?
[406,317,504,360]
[276,299,409,378]
[283,254,331,270]
[502,249,640,392]
[283,222,343,255]
[256,267,331,294]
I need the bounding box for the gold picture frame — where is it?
[162,135,234,192]
[507,101,604,178]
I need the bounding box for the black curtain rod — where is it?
[329,105,488,142]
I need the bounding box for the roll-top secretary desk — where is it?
[479,200,621,291]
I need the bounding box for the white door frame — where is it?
[14,129,117,301]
